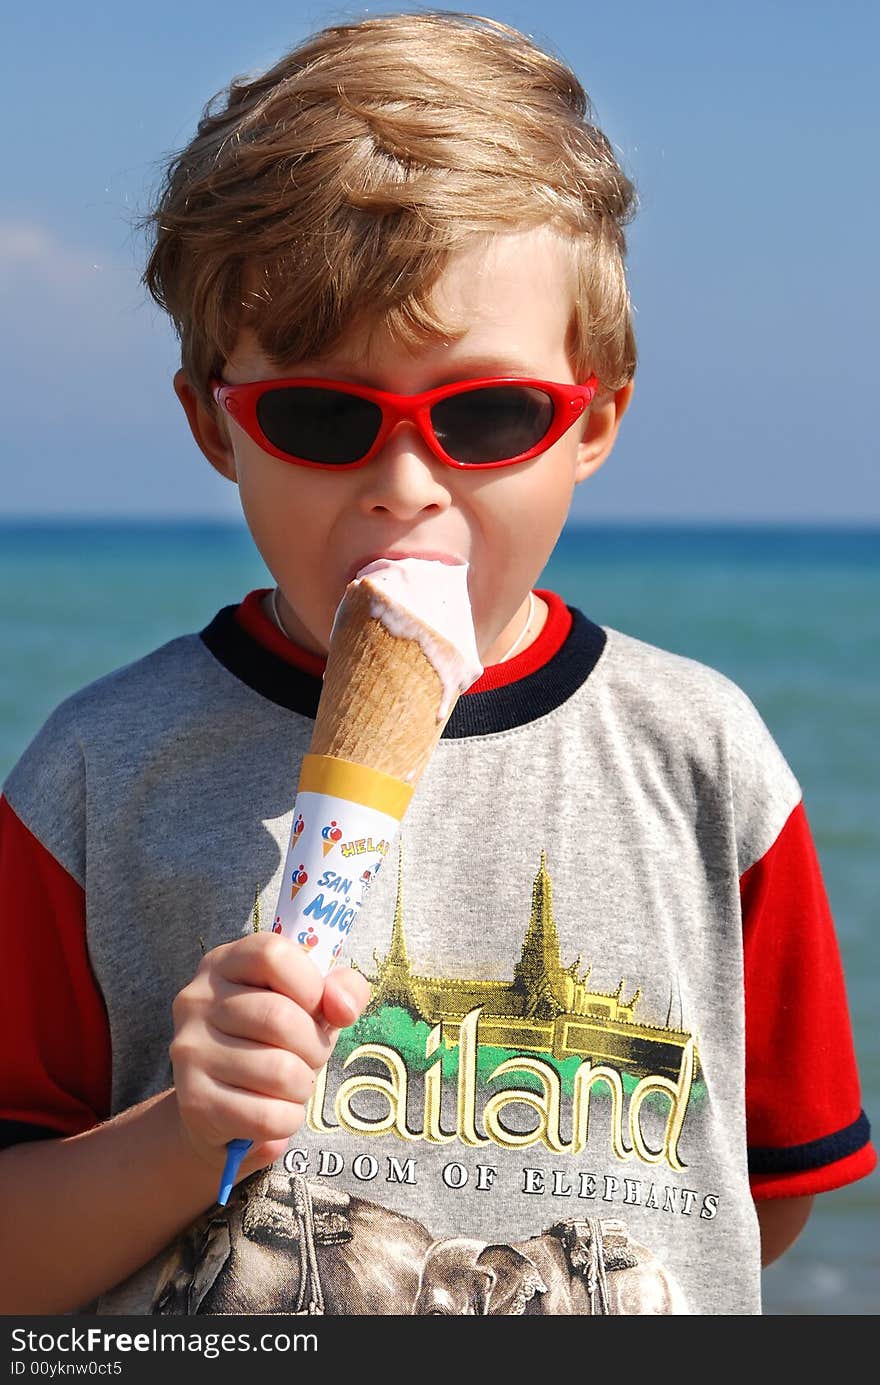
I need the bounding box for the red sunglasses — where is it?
[210,373,599,471]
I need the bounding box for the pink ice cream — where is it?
[332,558,484,720]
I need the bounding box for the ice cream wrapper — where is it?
[271,753,414,976]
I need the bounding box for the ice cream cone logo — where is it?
[360,867,373,887]
[297,926,319,953]
[292,811,305,846]
[329,940,344,968]
[321,819,343,857]
[290,864,308,900]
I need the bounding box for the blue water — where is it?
[1,519,877,1314]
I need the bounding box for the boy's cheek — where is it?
[234,471,313,574]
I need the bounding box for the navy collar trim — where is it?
[200,603,606,736]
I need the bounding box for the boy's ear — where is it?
[574,379,634,485]
[173,369,239,483]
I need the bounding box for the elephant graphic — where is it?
[412,1217,690,1314]
[151,1169,434,1315]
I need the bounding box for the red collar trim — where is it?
[233,588,572,693]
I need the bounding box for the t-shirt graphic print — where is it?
[151,843,712,1315]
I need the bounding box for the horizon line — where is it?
[1,515,879,531]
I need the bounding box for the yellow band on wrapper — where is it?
[297,753,415,821]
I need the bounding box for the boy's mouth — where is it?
[343,549,467,586]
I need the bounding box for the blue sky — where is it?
[3,0,878,521]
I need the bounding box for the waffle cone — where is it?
[309,579,459,786]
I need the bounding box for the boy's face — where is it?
[176,226,632,663]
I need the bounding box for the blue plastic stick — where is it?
[218,1138,253,1205]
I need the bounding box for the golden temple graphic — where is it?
[363,846,699,1082]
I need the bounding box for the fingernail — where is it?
[338,991,359,1023]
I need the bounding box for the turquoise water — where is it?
[1,519,877,1314]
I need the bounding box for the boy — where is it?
[0,11,874,1315]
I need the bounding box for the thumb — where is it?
[321,965,371,1034]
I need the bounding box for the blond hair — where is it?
[140,9,638,407]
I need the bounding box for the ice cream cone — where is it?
[309,576,458,787]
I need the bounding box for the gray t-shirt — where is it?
[3,599,808,1314]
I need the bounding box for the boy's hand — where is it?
[169,933,370,1176]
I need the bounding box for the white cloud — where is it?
[0,216,171,354]
[0,222,56,261]
[0,219,113,292]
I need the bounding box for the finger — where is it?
[211,933,325,1014]
[321,966,372,1030]
[200,1029,318,1105]
[210,986,334,1070]
[192,1073,310,1146]
[240,1138,292,1177]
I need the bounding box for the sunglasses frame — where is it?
[210,373,600,471]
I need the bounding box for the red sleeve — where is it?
[0,794,111,1143]
[742,799,876,1199]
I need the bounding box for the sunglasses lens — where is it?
[431,385,555,465]
[256,387,383,465]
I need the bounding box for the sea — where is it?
[1,519,877,1315]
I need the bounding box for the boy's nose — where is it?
[358,421,453,518]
